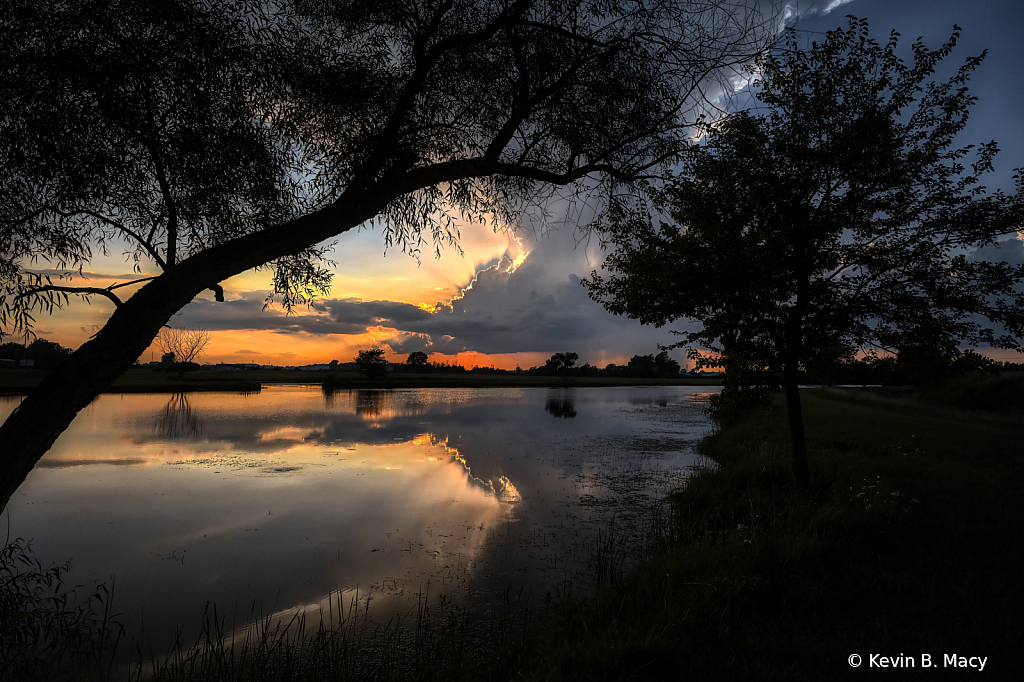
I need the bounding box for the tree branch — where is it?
[43,206,167,270]
[16,285,123,308]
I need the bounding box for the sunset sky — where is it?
[18,0,1024,369]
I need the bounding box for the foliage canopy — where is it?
[356,348,389,380]
[586,18,1024,487]
[406,351,429,367]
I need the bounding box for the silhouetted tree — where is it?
[0,338,72,368]
[627,354,656,377]
[544,352,579,377]
[0,342,22,362]
[586,19,1024,489]
[406,351,429,368]
[156,328,211,378]
[0,0,774,508]
[157,328,210,363]
[355,349,388,380]
[654,350,680,376]
[24,339,72,369]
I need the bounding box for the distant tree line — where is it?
[533,350,682,378]
[0,338,72,369]
[346,349,686,380]
[340,346,1022,384]
[801,348,1016,387]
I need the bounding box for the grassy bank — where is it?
[526,389,1024,680]
[0,368,264,395]
[321,373,719,390]
[0,367,719,395]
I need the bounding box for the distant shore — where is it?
[0,367,721,396]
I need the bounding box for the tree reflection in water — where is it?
[544,390,577,419]
[155,393,202,439]
[321,387,390,417]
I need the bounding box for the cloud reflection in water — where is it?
[1,384,715,651]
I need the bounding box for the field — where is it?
[0,367,720,395]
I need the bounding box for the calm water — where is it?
[1,385,716,648]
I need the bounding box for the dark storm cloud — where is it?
[170,292,372,334]
[321,298,435,328]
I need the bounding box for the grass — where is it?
[1,540,534,682]
[0,369,263,395]
[0,367,719,396]
[126,584,536,682]
[522,389,1024,680]
[0,537,122,682]
[914,370,1024,414]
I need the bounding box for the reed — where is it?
[129,583,534,682]
[0,537,122,682]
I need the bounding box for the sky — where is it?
[18,0,1024,369]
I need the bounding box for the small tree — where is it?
[405,351,428,368]
[586,19,1024,489]
[355,349,388,380]
[156,328,210,378]
[544,352,579,377]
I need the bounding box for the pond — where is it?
[1,384,717,651]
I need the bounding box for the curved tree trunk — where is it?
[0,272,200,509]
[0,192,382,511]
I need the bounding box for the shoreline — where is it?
[0,367,722,396]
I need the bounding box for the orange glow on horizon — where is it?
[137,329,608,371]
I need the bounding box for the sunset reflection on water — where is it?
[0,385,714,650]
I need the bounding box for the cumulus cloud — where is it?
[366,225,698,361]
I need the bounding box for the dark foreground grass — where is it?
[524,390,1024,680]
[915,371,1024,414]
[127,587,533,682]
[0,538,122,682]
